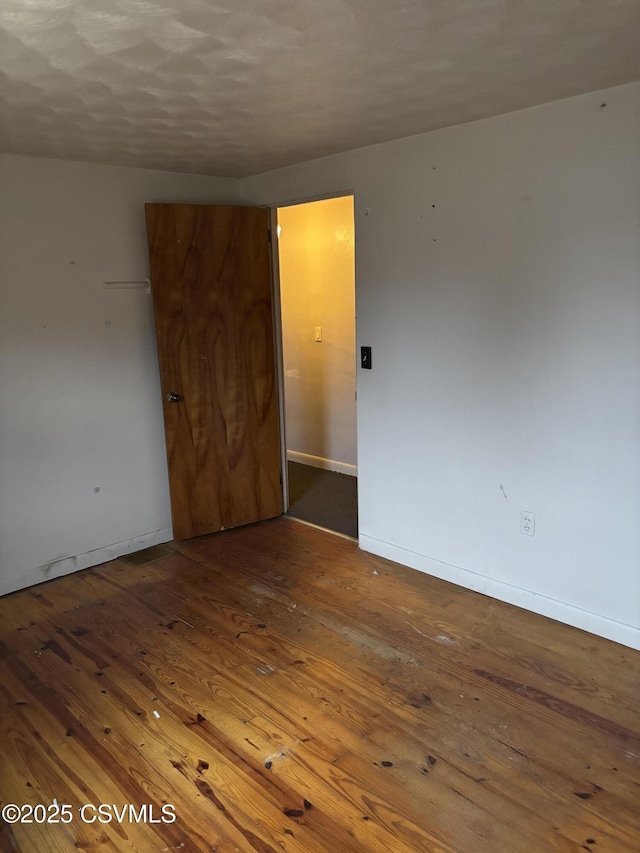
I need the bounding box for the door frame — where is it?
[268,205,290,512]
[267,191,357,521]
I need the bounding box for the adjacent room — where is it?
[1,1,639,851]
[278,196,358,539]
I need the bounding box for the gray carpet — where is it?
[287,461,358,538]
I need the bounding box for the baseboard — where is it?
[359,534,640,651]
[287,450,357,477]
[0,527,173,597]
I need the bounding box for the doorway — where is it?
[276,196,358,539]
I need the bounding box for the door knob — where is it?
[166,392,182,403]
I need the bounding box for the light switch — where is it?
[315,326,322,342]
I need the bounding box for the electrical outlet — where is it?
[521,510,535,536]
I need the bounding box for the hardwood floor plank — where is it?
[1,518,638,852]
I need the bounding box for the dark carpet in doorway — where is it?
[287,461,358,539]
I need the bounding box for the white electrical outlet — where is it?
[521,510,535,536]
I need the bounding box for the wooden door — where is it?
[145,204,282,540]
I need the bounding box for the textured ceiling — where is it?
[1,0,639,178]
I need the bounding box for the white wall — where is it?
[278,197,357,475]
[0,154,239,595]
[240,82,640,649]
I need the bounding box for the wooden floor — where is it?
[1,518,639,852]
